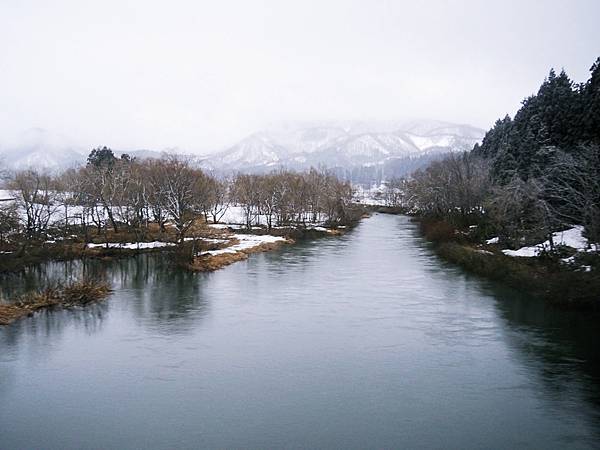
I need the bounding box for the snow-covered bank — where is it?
[501,226,598,258]
[86,241,176,250]
[85,236,231,251]
[199,234,287,256]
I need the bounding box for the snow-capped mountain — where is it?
[0,129,168,171]
[201,120,485,179]
[0,128,86,171]
[1,120,485,184]
[211,133,289,170]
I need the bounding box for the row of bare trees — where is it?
[231,169,354,229]
[2,152,216,242]
[0,148,357,244]
[401,152,491,221]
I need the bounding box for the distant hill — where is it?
[0,128,85,171]
[0,120,484,183]
[200,120,485,183]
[0,129,171,172]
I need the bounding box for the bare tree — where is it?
[543,145,600,244]
[232,174,261,229]
[406,152,490,224]
[487,176,555,247]
[202,176,230,224]
[9,170,59,239]
[155,155,209,242]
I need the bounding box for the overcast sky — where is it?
[1,0,599,153]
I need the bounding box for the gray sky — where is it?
[1,0,599,153]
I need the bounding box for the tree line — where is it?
[0,148,356,244]
[387,57,600,249]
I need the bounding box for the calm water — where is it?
[1,214,599,449]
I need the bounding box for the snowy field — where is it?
[0,190,15,201]
[353,184,388,206]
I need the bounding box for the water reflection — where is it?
[0,214,599,449]
[491,284,600,431]
[0,254,211,339]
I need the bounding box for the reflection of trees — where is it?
[467,281,600,445]
[492,286,600,402]
[124,255,211,334]
[0,258,109,301]
[0,254,211,355]
[86,254,211,334]
[417,227,600,441]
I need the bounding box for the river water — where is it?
[1,214,599,449]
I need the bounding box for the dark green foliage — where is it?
[474,60,600,182]
[581,58,600,144]
[469,56,600,246]
[408,57,600,307]
[87,146,117,168]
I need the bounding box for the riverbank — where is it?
[415,217,600,309]
[0,219,359,275]
[0,224,356,326]
[0,221,358,323]
[0,280,111,325]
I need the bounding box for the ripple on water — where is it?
[1,214,600,449]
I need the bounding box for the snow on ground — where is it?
[0,190,15,201]
[217,206,246,224]
[502,246,539,258]
[208,223,246,230]
[502,226,596,258]
[353,184,387,206]
[87,241,176,250]
[184,237,229,244]
[357,197,387,206]
[306,226,337,233]
[486,237,499,244]
[215,206,297,227]
[199,234,286,256]
[85,236,232,250]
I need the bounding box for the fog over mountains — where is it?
[1,120,484,183]
[200,120,484,182]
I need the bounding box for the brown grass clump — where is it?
[0,279,112,326]
[188,251,248,272]
[419,219,458,243]
[186,240,290,272]
[243,241,289,254]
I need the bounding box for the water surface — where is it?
[1,214,599,449]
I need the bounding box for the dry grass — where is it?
[186,240,290,272]
[188,251,248,272]
[0,280,112,325]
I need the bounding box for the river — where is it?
[1,214,599,449]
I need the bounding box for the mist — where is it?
[1,0,599,153]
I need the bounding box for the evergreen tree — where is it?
[87,146,117,168]
[582,57,600,144]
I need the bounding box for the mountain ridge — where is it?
[1,120,485,183]
[200,120,485,181]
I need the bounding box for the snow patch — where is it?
[199,234,286,256]
[502,226,593,258]
[87,241,176,250]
